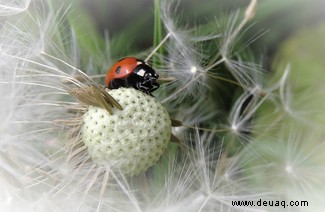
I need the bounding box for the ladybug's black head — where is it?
[133,64,160,95]
[143,68,159,81]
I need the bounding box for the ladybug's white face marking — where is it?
[137,69,146,77]
[137,61,143,65]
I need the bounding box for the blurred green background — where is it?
[78,0,325,61]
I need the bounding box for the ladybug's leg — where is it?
[148,82,160,93]
[135,81,151,94]
[137,80,160,95]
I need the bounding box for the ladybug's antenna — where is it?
[145,32,171,63]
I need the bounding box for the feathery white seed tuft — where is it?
[82,88,172,176]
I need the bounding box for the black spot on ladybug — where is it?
[115,66,121,74]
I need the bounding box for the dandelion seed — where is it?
[159,0,221,103]
[245,0,258,22]
[0,0,31,17]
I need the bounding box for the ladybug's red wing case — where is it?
[105,57,139,86]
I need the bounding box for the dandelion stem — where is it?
[89,74,106,79]
[205,57,225,72]
[182,124,229,133]
[158,76,176,82]
[204,72,243,88]
[145,32,171,63]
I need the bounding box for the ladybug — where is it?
[105,57,160,95]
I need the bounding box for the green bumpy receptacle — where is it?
[82,88,171,176]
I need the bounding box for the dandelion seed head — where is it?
[81,88,172,176]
